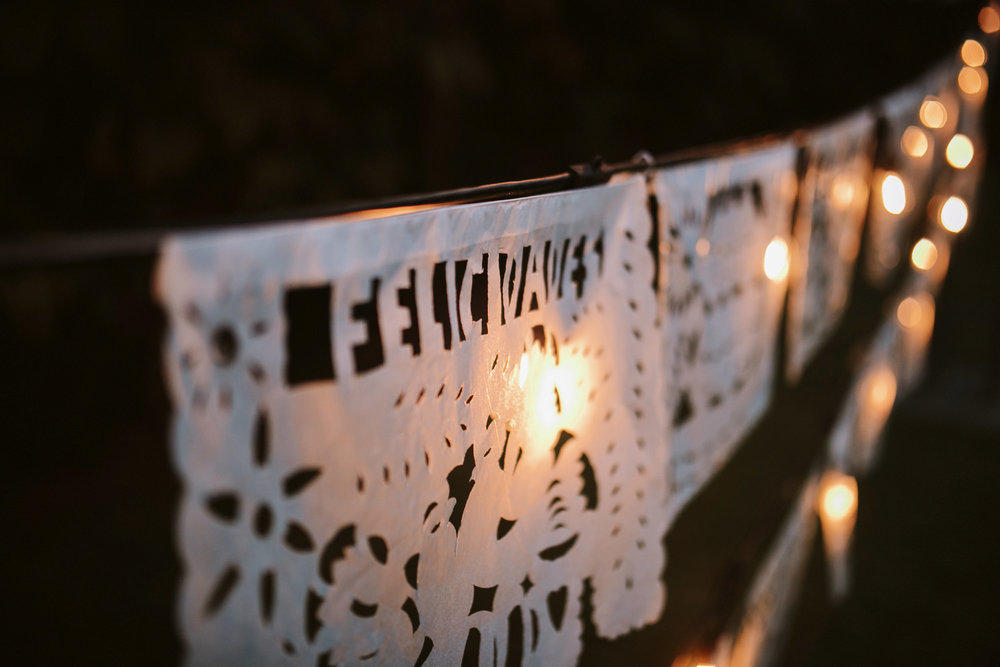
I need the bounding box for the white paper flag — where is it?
[157,177,670,666]
[866,61,955,283]
[786,110,875,382]
[654,142,797,519]
[829,277,935,475]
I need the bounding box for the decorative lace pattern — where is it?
[158,177,669,666]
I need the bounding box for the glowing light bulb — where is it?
[946,134,974,169]
[880,173,906,215]
[939,196,969,233]
[919,97,947,129]
[958,66,986,95]
[696,238,711,257]
[911,238,938,271]
[518,352,529,388]
[822,480,857,522]
[897,296,923,328]
[962,39,987,67]
[901,126,929,158]
[831,176,857,209]
[980,6,1000,33]
[763,237,789,281]
[868,366,897,413]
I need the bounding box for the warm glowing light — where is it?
[518,341,593,465]
[763,237,789,281]
[818,470,859,601]
[822,481,857,522]
[962,39,987,67]
[880,173,906,214]
[911,238,938,271]
[900,126,929,158]
[897,293,936,351]
[831,177,857,210]
[896,296,923,329]
[919,97,947,128]
[945,134,974,169]
[980,6,1000,33]
[535,364,581,429]
[939,196,969,233]
[958,66,986,95]
[867,366,897,414]
[696,238,711,257]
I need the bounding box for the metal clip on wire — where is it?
[568,156,608,188]
[633,150,656,184]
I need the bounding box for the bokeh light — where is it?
[939,195,968,233]
[962,39,987,67]
[901,126,929,158]
[911,238,938,271]
[919,97,947,128]
[881,173,906,214]
[763,238,789,281]
[980,6,1000,33]
[945,134,974,169]
[958,66,986,95]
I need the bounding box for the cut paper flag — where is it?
[156,177,670,666]
[654,142,797,520]
[786,110,875,382]
[828,278,936,477]
[713,477,819,667]
[866,61,954,284]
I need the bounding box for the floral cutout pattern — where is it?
[158,178,669,665]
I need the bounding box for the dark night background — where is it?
[1,1,999,665]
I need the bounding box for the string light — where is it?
[981,6,1000,33]
[897,296,922,329]
[880,172,906,214]
[818,470,859,601]
[898,293,936,350]
[901,126,929,158]
[822,478,857,522]
[867,365,897,417]
[980,5,1000,33]
[763,237,789,281]
[911,238,938,271]
[919,97,947,128]
[945,134,974,169]
[939,195,969,233]
[831,176,857,209]
[961,39,987,67]
[958,66,987,95]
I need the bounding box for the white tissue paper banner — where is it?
[714,477,818,667]
[829,276,936,475]
[866,60,955,284]
[156,176,670,666]
[786,110,875,382]
[655,142,796,519]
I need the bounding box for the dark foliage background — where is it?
[2,1,998,665]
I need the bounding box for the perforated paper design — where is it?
[157,177,669,666]
[786,111,875,382]
[654,144,796,518]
